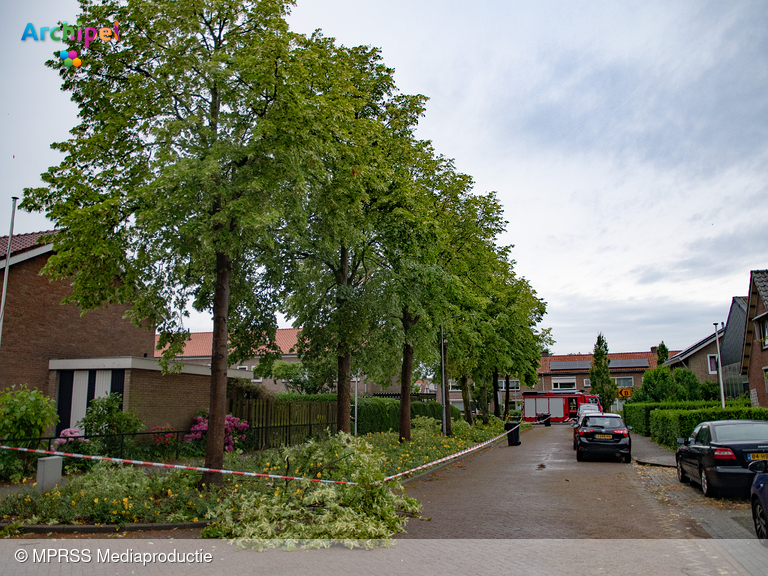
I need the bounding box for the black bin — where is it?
[505,421,521,446]
[542,413,551,427]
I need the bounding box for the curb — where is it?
[633,458,676,468]
[0,520,210,535]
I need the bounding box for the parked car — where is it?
[571,409,600,449]
[749,460,768,538]
[577,403,601,418]
[574,413,632,463]
[675,420,768,498]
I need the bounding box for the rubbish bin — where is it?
[543,414,551,427]
[505,421,521,446]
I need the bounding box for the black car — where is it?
[575,413,632,463]
[675,420,768,497]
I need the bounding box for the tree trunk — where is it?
[399,340,414,442]
[481,380,489,425]
[460,375,473,425]
[504,374,510,418]
[492,367,501,418]
[399,307,418,443]
[202,251,231,487]
[337,351,351,433]
[443,339,452,436]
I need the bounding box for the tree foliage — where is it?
[656,341,669,366]
[589,333,615,411]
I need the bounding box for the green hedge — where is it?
[624,399,749,436]
[650,406,768,448]
[354,398,461,435]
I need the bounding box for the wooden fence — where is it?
[227,398,337,450]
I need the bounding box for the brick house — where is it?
[741,270,768,407]
[444,347,672,414]
[662,328,724,384]
[155,329,384,395]
[1,231,244,434]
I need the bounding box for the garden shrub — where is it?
[184,411,248,452]
[355,398,460,435]
[275,392,338,403]
[0,384,59,476]
[78,393,143,457]
[650,406,768,448]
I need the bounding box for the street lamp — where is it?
[714,322,725,409]
[0,197,19,351]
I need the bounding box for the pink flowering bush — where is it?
[53,428,90,447]
[152,423,175,445]
[184,411,248,451]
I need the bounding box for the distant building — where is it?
[741,270,768,407]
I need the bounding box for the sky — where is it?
[2,1,767,355]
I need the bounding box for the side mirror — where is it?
[749,460,768,474]
[627,425,633,431]
[676,437,687,446]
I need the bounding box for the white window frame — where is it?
[551,377,576,390]
[707,355,718,375]
[583,378,591,388]
[613,376,634,388]
[449,379,461,391]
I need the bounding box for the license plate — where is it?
[595,434,612,439]
[749,453,768,461]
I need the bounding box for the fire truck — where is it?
[522,390,601,423]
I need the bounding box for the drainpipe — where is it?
[0,197,19,351]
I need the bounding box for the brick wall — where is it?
[0,253,155,394]
[125,369,211,431]
[748,295,768,407]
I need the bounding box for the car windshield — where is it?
[713,422,768,442]
[583,416,624,429]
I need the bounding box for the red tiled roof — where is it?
[0,230,57,261]
[538,350,681,374]
[154,328,300,358]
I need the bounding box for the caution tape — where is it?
[381,422,520,482]
[0,422,521,487]
[0,445,359,486]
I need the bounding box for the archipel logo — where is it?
[21,20,120,49]
[59,50,81,68]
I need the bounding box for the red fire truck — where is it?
[522,390,601,422]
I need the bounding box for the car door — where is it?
[690,425,712,478]
[681,424,702,477]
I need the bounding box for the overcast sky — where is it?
[2,1,766,355]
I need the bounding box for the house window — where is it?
[552,377,576,390]
[237,366,248,370]
[613,376,633,388]
[707,355,718,375]
[497,379,520,390]
[583,378,591,388]
[760,319,768,349]
[449,379,461,391]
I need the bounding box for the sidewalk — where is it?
[631,433,677,467]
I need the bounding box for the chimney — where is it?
[651,346,657,354]
[541,350,549,358]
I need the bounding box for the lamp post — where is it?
[0,196,19,351]
[440,325,447,436]
[714,322,725,409]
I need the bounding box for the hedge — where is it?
[623,399,749,436]
[354,398,461,435]
[650,406,768,448]
[274,392,338,403]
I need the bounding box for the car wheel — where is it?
[576,450,583,462]
[573,438,577,450]
[677,459,689,483]
[753,499,768,539]
[700,467,716,497]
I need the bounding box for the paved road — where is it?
[399,423,711,539]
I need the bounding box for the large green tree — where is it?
[22,0,325,484]
[589,333,615,411]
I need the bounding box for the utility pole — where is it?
[0,197,19,351]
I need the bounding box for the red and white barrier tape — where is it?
[0,422,521,487]
[382,423,520,482]
[0,445,358,486]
